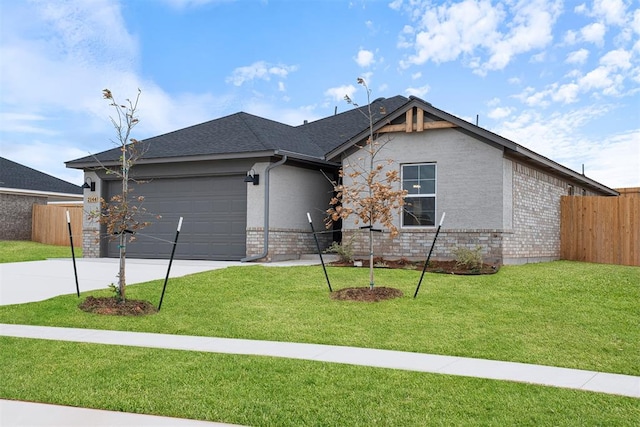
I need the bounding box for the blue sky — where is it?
[1,0,638,189]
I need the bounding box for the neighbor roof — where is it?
[0,157,82,195]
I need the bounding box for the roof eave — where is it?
[274,150,340,167]
[66,150,280,169]
[0,187,83,200]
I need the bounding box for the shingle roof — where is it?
[66,96,410,167]
[0,157,82,194]
[63,95,616,195]
[296,95,408,153]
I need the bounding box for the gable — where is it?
[326,97,617,196]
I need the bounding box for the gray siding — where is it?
[340,129,505,231]
[246,162,334,260]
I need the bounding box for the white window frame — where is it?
[401,163,437,228]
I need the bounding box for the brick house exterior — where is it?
[67,96,616,264]
[1,157,82,241]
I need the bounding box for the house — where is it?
[66,96,617,264]
[0,157,83,240]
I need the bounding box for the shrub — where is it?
[453,246,483,271]
[324,241,354,263]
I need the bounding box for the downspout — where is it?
[241,155,288,262]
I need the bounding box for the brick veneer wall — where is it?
[502,162,571,263]
[0,193,46,240]
[246,161,599,265]
[82,229,101,258]
[342,229,504,264]
[246,227,333,261]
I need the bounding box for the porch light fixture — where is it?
[244,169,259,185]
[82,177,96,192]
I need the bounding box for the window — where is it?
[402,163,436,227]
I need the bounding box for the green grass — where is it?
[1,336,638,426]
[0,261,637,375]
[0,240,81,263]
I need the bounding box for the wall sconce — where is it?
[82,177,96,192]
[243,169,259,185]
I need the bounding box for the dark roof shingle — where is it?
[66,97,410,166]
[0,157,82,194]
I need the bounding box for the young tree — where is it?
[89,88,151,301]
[325,78,407,289]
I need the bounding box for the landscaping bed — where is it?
[78,296,157,316]
[330,257,499,275]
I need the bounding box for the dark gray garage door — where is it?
[105,175,247,260]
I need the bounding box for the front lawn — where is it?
[1,336,637,426]
[0,240,81,263]
[1,261,638,425]
[0,261,637,375]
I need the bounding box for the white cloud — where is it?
[324,85,357,102]
[566,48,590,64]
[493,105,640,188]
[589,0,628,26]
[398,0,561,75]
[399,0,503,67]
[574,3,588,14]
[0,0,236,184]
[411,72,422,80]
[354,49,375,67]
[405,84,430,98]
[551,83,580,103]
[160,0,232,9]
[563,29,578,45]
[600,48,632,70]
[389,0,403,11]
[530,52,546,63]
[226,61,298,86]
[580,22,606,45]
[487,106,513,119]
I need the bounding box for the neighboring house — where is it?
[0,157,83,240]
[66,96,617,264]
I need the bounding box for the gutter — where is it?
[241,155,289,262]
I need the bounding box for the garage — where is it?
[104,175,247,260]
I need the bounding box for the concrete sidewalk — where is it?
[0,399,239,426]
[2,324,638,399]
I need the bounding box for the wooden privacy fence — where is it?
[560,195,640,266]
[32,204,83,247]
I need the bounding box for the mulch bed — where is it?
[328,258,498,302]
[79,296,157,316]
[330,286,404,302]
[330,258,499,275]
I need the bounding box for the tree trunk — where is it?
[369,227,374,290]
[118,223,126,300]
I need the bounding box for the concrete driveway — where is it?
[0,258,244,306]
[0,257,324,306]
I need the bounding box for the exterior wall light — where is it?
[82,177,96,191]
[244,169,259,185]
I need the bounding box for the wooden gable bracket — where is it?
[378,107,457,133]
